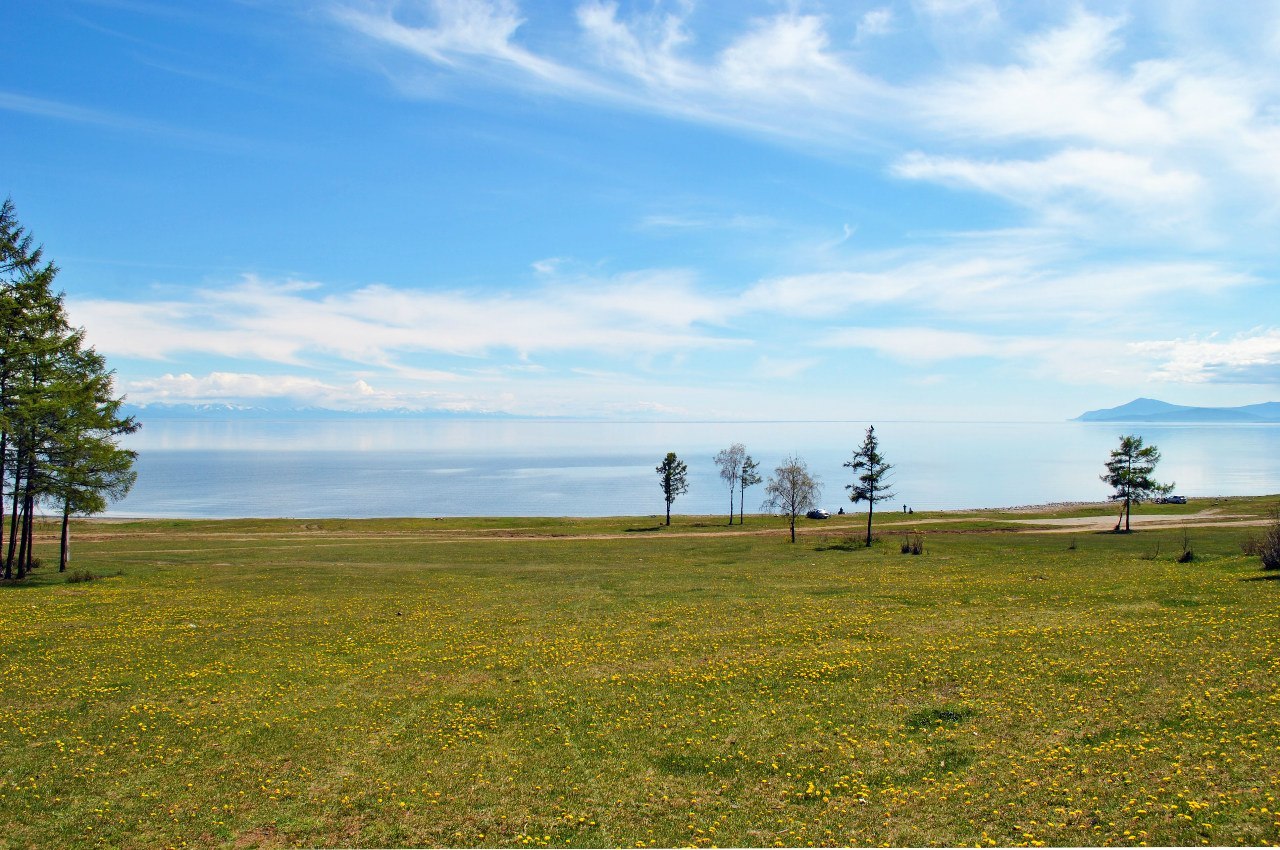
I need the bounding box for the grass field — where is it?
[1,497,1278,848]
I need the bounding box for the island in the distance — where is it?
[1076,397,1280,422]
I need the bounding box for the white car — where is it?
[806,509,830,519]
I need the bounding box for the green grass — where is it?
[2,499,1279,848]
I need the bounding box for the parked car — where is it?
[1166,495,1187,504]
[806,509,830,519]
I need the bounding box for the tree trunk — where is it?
[865,502,875,547]
[16,498,28,580]
[0,427,7,565]
[728,488,734,525]
[1125,497,1132,532]
[5,467,20,577]
[665,501,671,526]
[789,514,796,543]
[60,498,70,572]
[24,493,35,572]
[739,487,745,525]
[22,450,35,573]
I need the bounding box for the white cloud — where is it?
[817,326,1037,362]
[336,0,888,143]
[70,270,740,367]
[328,3,1280,247]
[815,325,1144,387]
[741,251,1254,322]
[911,13,1171,147]
[914,0,998,23]
[332,0,597,92]
[126,371,405,406]
[753,356,820,380]
[854,8,894,43]
[123,369,524,412]
[1133,330,1280,384]
[0,90,252,152]
[893,149,1203,212]
[637,212,774,231]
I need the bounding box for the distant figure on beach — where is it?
[902,504,907,513]
[838,507,844,515]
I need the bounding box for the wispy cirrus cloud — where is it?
[741,252,1255,323]
[332,0,888,142]
[332,0,601,93]
[0,89,253,151]
[892,149,1204,214]
[330,3,1280,242]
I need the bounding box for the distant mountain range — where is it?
[1076,398,1280,423]
[121,402,518,421]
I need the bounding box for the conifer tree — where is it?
[0,199,137,579]
[1101,434,1171,532]
[845,425,896,547]
[655,452,688,526]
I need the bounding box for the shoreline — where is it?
[71,496,1268,524]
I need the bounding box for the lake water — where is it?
[103,418,1280,519]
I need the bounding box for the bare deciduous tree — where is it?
[714,443,745,525]
[763,455,821,543]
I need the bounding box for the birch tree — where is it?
[739,455,761,525]
[763,455,820,543]
[713,443,745,525]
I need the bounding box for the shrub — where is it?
[1250,505,1280,571]
[1178,530,1193,563]
[65,569,99,584]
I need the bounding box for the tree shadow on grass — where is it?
[624,525,663,533]
[815,539,863,552]
[1,575,62,590]
[1241,573,1280,581]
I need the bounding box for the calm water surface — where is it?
[109,419,1280,519]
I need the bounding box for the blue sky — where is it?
[4,0,1279,420]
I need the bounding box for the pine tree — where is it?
[845,425,896,547]
[1101,435,1171,532]
[0,200,137,579]
[46,346,138,570]
[655,452,688,526]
